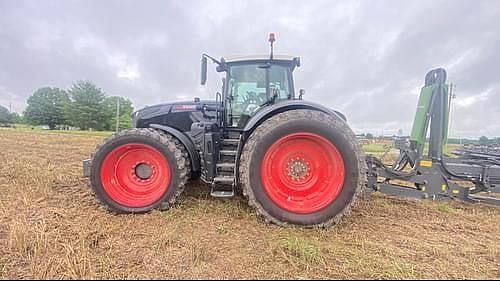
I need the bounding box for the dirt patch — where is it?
[1,129,499,279]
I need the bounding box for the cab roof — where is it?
[223,54,297,63]
[221,54,301,70]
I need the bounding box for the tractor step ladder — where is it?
[211,137,240,198]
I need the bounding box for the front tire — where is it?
[240,110,366,227]
[89,128,190,213]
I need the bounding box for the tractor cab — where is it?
[221,55,301,128]
[201,34,301,128]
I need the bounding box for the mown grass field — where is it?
[0,128,499,279]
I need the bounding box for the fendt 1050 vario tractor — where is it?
[83,34,366,227]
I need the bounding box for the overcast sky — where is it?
[1,0,499,138]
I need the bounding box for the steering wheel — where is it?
[241,91,266,113]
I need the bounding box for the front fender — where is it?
[243,100,347,134]
[149,124,200,173]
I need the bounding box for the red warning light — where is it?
[269,33,276,43]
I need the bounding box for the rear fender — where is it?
[243,100,347,135]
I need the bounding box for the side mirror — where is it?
[299,89,305,99]
[293,57,301,67]
[201,56,208,85]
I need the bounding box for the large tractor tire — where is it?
[240,110,366,227]
[89,128,190,213]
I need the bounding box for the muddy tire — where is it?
[240,110,366,227]
[89,128,190,213]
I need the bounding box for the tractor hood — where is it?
[133,100,217,120]
[132,100,218,130]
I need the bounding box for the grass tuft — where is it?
[436,203,455,214]
[276,236,324,267]
[189,242,211,266]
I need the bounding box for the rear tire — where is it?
[89,128,190,213]
[240,110,366,227]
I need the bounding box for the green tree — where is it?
[479,136,489,146]
[10,112,22,124]
[66,81,107,130]
[118,113,133,130]
[366,133,374,139]
[102,96,134,131]
[24,87,69,129]
[0,105,12,126]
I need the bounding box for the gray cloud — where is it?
[1,0,499,138]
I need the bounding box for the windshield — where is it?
[227,64,291,127]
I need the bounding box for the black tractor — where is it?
[84,34,366,227]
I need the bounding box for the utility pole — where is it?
[9,102,12,113]
[115,98,120,132]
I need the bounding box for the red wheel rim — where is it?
[261,132,345,214]
[100,143,171,208]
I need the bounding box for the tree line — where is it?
[354,132,500,146]
[0,105,22,126]
[1,81,134,131]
